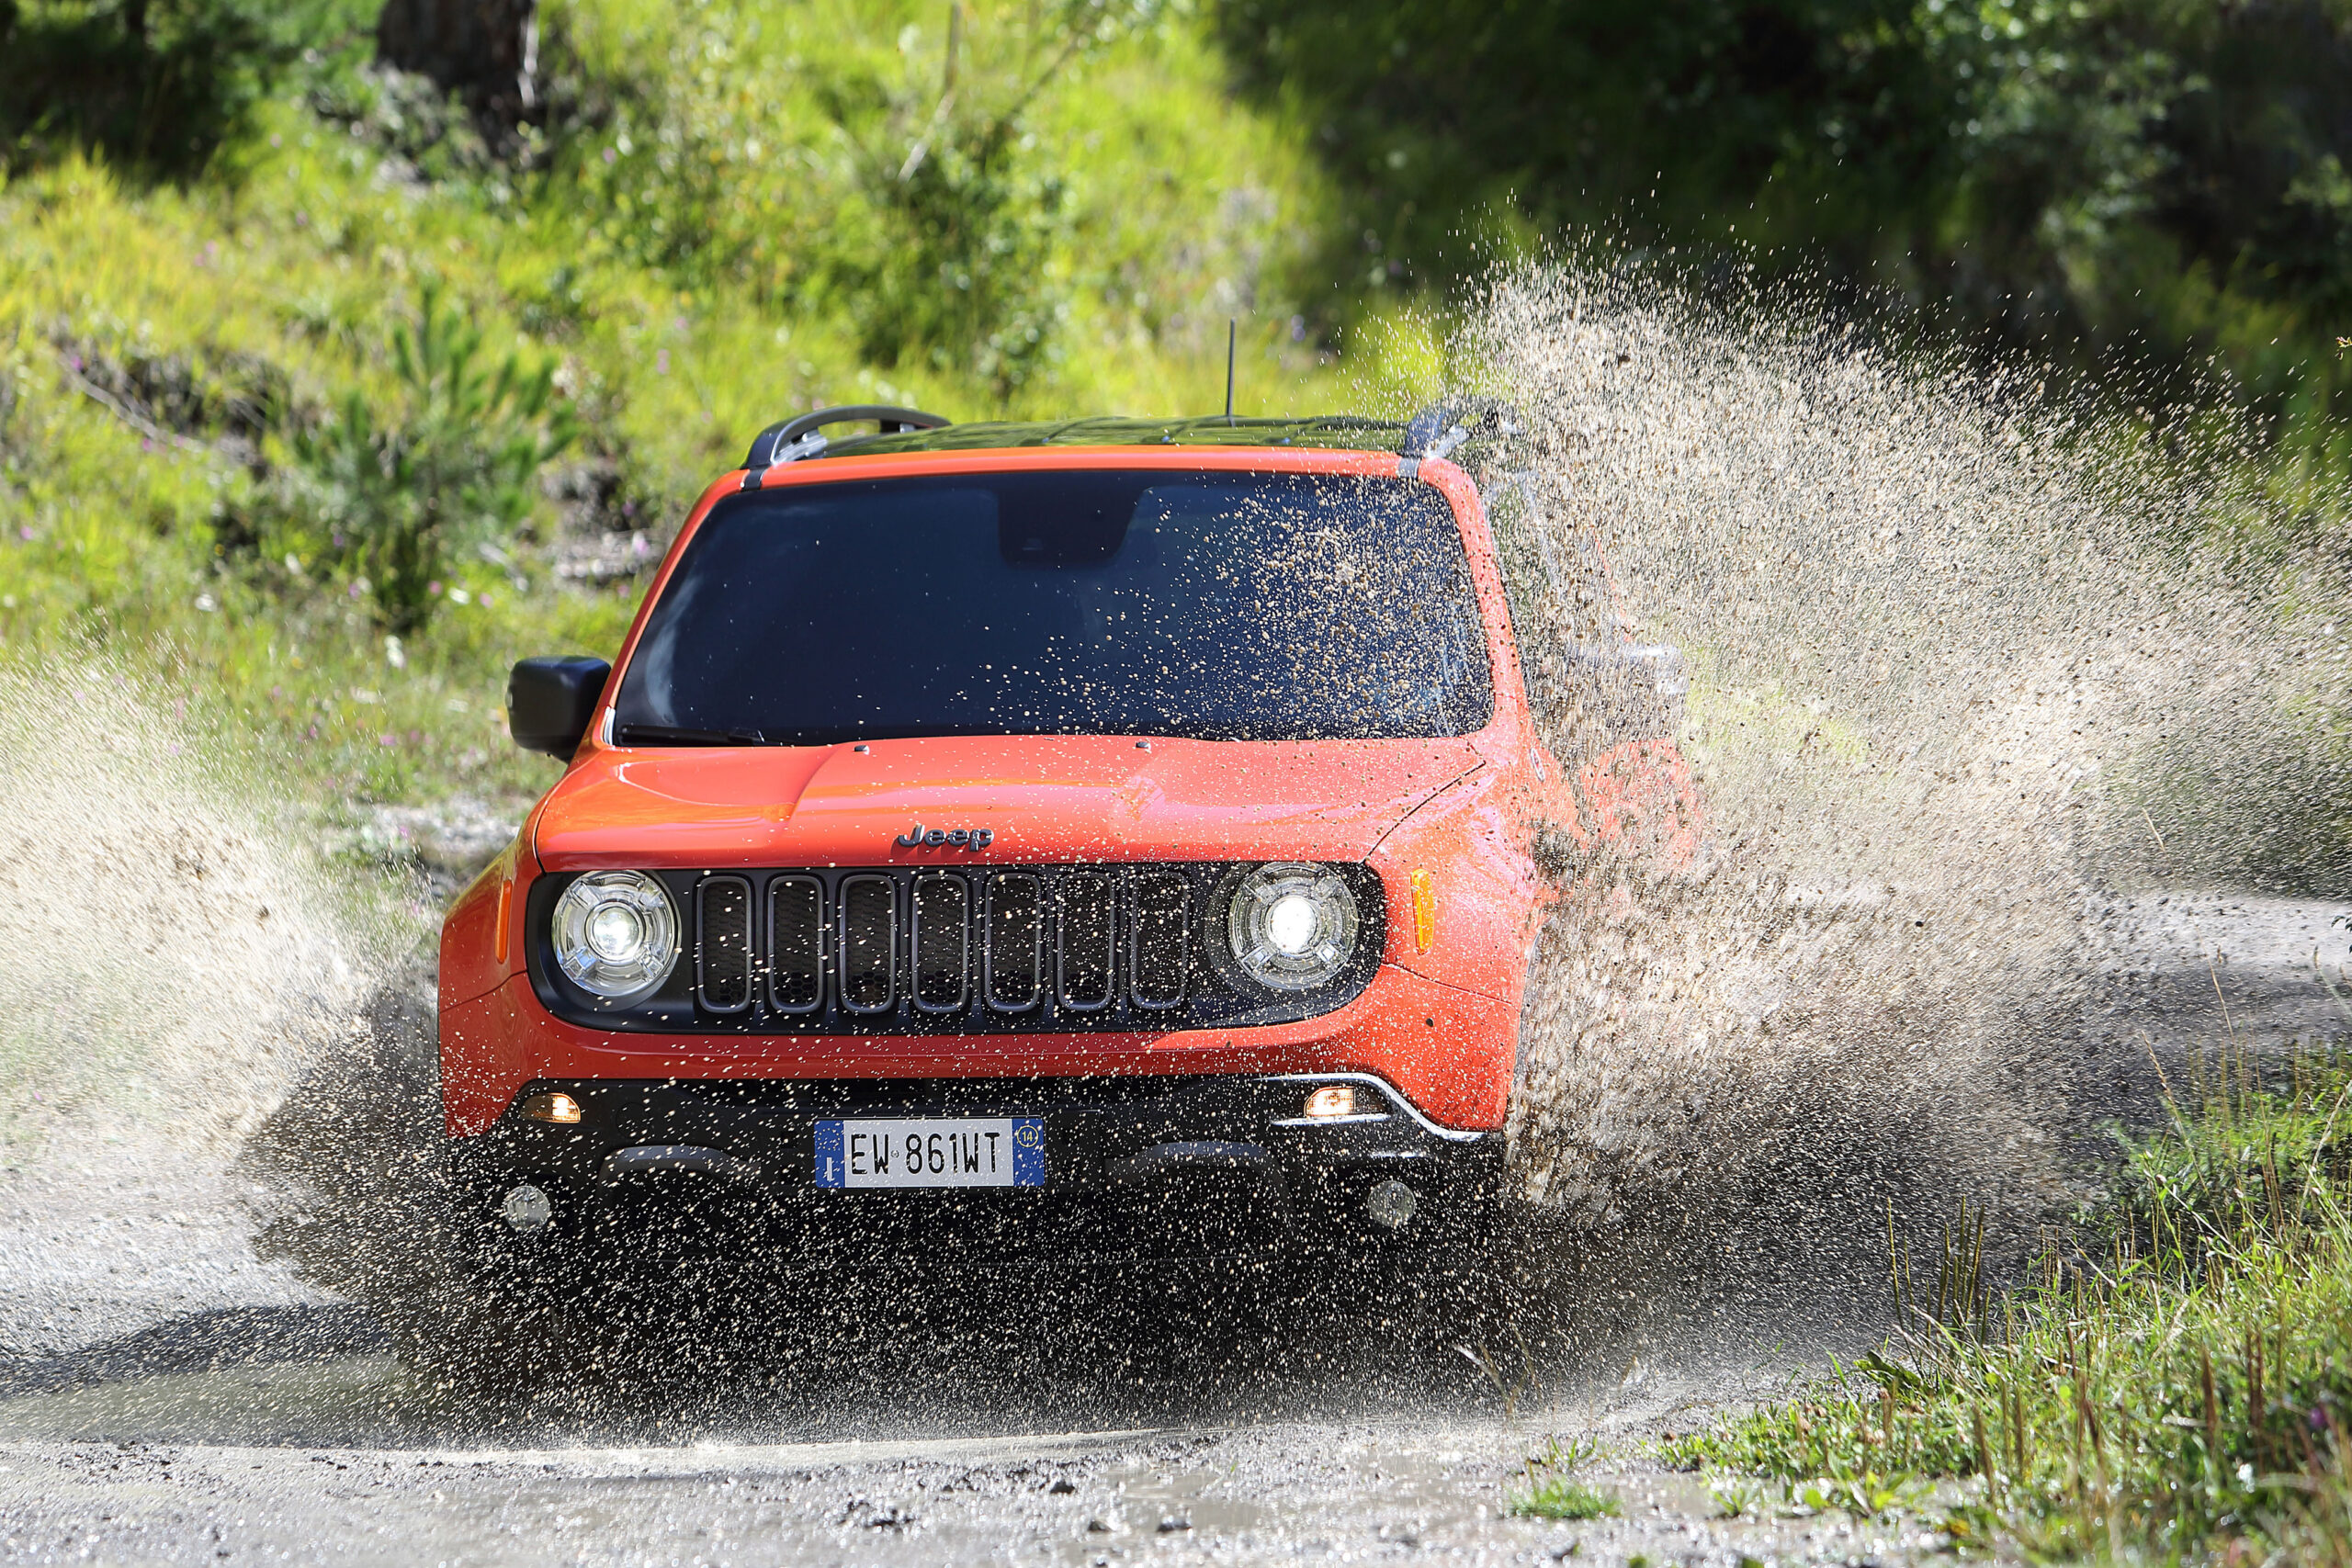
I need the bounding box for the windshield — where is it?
[613,469,1493,745]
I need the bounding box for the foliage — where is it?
[808,33,1076,391]
[255,282,578,637]
[0,0,369,178]
[0,1,1346,813]
[526,0,1256,397]
[1507,1436,1621,1519]
[1508,1475,1621,1520]
[1215,0,2352,477]
[1665,1029,2352,1561]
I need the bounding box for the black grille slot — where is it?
[985,874,1043,1011]
[1130,871,1189,1009]
[911,874,971,1012]
[1056,870,1116,1011]
[695,876,753,1013]
[767,875,825,1012]
[840,875,898,1013]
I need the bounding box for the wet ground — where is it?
[0,892,2343,1565]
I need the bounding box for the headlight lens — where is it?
[1227,862,1359,990]
[550,871,679,998]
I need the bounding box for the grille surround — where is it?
[766,875,826,1014]
[524,862,1384,1037]
[984,873,1045,1013]
[910,872,972,1014]
[838,874,899,1015]
[1054,870,1117,1013]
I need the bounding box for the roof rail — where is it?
[1402,399,1524,462]
[741,404,952,483]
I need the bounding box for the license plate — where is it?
[813,1118,1046,1190]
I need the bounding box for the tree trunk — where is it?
[376,0,539,130]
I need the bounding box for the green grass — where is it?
[1663,1031,2352,1562]
[1505,1437,1622,1520]
[1509,1475,1621,1521]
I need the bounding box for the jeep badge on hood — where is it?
[893,824,994,851]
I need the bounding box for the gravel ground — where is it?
[0,891,2341,1565]
[0,1413,1962,1567]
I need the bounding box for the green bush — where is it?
[812,57,1071,392]
[256,282,578,637]
[1216,0,2352,525]
[1508,1476,1620,1521]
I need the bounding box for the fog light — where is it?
[1365,1179,1418,1231]
[520,1090,583,1124]
[1302,1085,1356,1119]
[499,1183,553,1234]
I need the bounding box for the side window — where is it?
[1482,470,1682,754]
[1483,470,1617,654]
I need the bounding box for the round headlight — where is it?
[1226,862,1360,991]
[550,871,679,999]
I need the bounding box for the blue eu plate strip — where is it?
[814,1120,845,1188]
[1009,1116,1046,1185]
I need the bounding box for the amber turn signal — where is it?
[1301,1085,1356,1119]
[1409,868,1436,953]
[521,1090,584,1124]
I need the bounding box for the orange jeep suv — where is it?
[435,405,1693,1264]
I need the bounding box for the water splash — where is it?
[1469,261,2348,1350]
[0,660,415,1152]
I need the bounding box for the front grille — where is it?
[840,875,898,1014]
[768,876,825,1012]
[1130,871,1190,1010]
[525,862,1384,1037]
[911,873,971,1012]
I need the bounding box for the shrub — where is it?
[1508,1476,1620,1521]
[815,64,1070,394]
[260,283,577,636]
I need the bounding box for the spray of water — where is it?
[0,658,430,1369]
[1466,262,2348,1359]
[0,660,414,1150]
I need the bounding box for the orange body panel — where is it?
[437,446,1586,1138]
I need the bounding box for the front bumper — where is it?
[450,1072,1500,1262]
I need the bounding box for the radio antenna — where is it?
[1224,319,1236,423]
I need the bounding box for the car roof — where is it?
[737,403,1528,476]
[807,414,1414,458]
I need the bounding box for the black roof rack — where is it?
[737,401,1524,478]
[740,405,951,485]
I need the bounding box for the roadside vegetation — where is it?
[1509,1440,1623,1521]
[0,0,2343,838]
[0,0,1404,817]
[1663,1026,2352,1561]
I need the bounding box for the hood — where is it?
[532,734,1483,869]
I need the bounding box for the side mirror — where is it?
[508,657,612,758]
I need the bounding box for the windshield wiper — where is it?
[614,723,775,747]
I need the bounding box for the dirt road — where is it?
[0,893,2342,1565]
